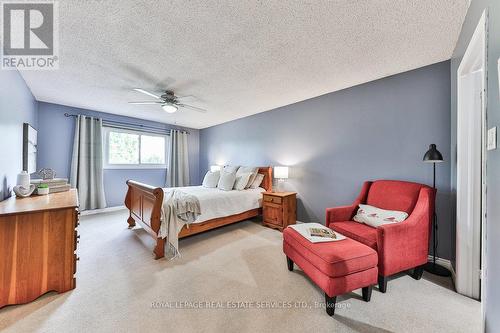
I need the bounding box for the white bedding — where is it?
[164,186,266,224]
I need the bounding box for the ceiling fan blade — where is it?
[178,103,207,113]
[133,88,161,99]
[128,101,163,105]
[176,95,196,100]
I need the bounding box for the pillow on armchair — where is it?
[353,204,408,228]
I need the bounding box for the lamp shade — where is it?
[274,166,289,179]
[423,144,444,163]
[210,165,221,172]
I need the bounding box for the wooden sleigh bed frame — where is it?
[124,167,273,259]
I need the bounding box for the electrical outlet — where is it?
[487,127,497,151]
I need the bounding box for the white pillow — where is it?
[202,171,220,188]
[236,166,258,188]
[217,171,236,191]
[249,173,264,189]
[223,165,239,173]
[233,172,252,190]
[353,204,408,228]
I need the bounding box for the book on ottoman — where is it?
[288,223,346,243]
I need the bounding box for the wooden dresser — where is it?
[262,192,297,231]
[0,190,79,308]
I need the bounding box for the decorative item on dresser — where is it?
[0,190,80,308]
[22,123,37,174]
[262,192,297,231]
[31,178,71,194]
[13,171,36,198]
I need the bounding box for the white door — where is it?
[456,69,482,299]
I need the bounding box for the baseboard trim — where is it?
[427,255,456,284]
[80,205,127,216]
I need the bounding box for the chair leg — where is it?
[286,256,294,271]
[378,275,388,293]
[362,285,373,302]
[325,293,337,316]
[411,265,425,280]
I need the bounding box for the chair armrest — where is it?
[325,181,372,227]
[376,187,434,276]
[326,205,358,227]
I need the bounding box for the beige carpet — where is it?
[0,210,480,333]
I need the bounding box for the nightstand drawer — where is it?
[263,201,282,209]
[263,195,282,205]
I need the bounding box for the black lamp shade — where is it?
[423,144,443,163]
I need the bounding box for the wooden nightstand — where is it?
[262,192,297,231]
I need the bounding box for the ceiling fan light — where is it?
[162,104,178,113]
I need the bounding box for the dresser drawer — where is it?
[263,195,282,205]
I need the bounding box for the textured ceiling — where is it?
[20,0,469,129]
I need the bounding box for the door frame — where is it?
[456,8,487,327]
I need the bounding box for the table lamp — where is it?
[274,166,289,192]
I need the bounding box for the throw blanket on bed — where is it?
[160,189,201,260]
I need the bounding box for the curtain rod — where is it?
[63,113,190,135]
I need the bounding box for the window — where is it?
[103,127,168,169]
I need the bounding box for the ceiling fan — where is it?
[128,88,207,114]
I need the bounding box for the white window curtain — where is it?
[166,129,189,187]
[70,115,107,210]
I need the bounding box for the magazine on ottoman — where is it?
[288,223,346,243]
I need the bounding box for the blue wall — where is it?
[37,102,200,207]
[0,70,38,201]
[200,61,453,259]
[451,1,500,331]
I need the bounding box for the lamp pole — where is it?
[423,144,450,277]
[432,161,437,267]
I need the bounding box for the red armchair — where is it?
[326,180,435,293]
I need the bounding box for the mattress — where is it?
[164,186,266,224]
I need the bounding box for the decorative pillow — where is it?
[353,204,408,228]
[217,171,237,191]
[236,166,259,188]
[202,171,220,188]
[233,172,252,190]
[249,173,265,189]
[223,165,239,173]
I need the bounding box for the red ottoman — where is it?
[283,227,378,316]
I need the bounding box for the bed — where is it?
[124,166,273,259]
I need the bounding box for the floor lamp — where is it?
[423,144,451,277]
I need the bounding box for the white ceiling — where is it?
[20,0,469,129]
